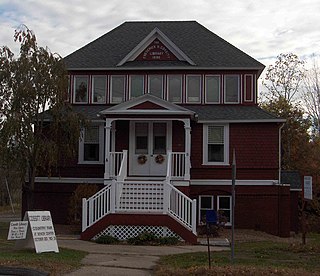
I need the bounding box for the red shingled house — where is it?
[30,21,293,243]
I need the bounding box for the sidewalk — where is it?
[58,235,229,276]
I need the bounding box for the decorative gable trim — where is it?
[100,94,194,115]
[117,27,196,66]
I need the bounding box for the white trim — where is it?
[34,177,104,184]
[73,75,89,104]
[244,74,254,102]
[224,75,240,104]
[186,75,201,104]
[78,124,105,164]
[290,188,302,191]
[147,74,164,98]
[91,75,107,104]
[217,195,232,226]
[203,124,229,165]
[117,28,195,66]
[110,75,126,104]
[191,179,281,186]
[129,75,145,99]
[198,119,286,123]
[205,75,221,104]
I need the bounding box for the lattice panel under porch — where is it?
[92,225,183,241]
[118,182,164,211]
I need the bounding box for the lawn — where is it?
[0,221,87,275]
[155,233,320,275]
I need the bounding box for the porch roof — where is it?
[65,104,284,123]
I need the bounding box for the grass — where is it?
[0,221,87,275]
[155,234,320,275]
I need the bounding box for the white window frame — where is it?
[78,124,104,164]
[198,195,214,224]
[148,75,163,99]
[203,124,229,165]
[217,195,232,226]
[167,74,182,103]
[244,74,254,102]
[224,75,240,104]
[205,75,221,104]
[73,75,89,104]
[129,75,144,99]
[110,75,126,104]
[91,75,107,104]
[186,75,201,103]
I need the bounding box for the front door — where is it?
[129,121,171,176]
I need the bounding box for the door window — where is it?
[135,122,148,154]
[153,123,166,154]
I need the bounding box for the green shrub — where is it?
[127,231,158,245]
[95,235,119,244]
[159,236,180,245]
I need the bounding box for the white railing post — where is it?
[117,150,128,182]
[183,119,191,181]
[163,181,170,214]
[82,198,87,231]
[166,150,172,182]
[192,199,197,234]
[110,180,116,213]
[104,119,112,180]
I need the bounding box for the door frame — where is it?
[129,120,172,176]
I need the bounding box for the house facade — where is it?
[29,21,293,242]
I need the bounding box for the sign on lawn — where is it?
[304,176,313,200]
[7,221,28,240]
[23,211,59,253]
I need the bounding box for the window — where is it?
[205,75,220,103]
[217,196,232,225]
[203,124,229,165]
[148,75,163,98]
[244,74,254,102]
[130,75,144,98]
[79,125,104,164]
[199,195,214,224]
[110,75,125,103]
[186,75,201,103]
[92,76,106,103]
[224,75,240,103]
[167,75,182,103]
[74,76,88,103]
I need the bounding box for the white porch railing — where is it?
[109,151,124,178]
[83,150,196,235]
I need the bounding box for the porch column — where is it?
[183,119,191,180]
[104,119,113,181]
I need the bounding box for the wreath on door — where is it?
[155,154,165,164]
[137,155,147,165]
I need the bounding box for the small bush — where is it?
[95,235,119,244]
[127,231,158,245]
[159,237,180,245]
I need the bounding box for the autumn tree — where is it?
[262,53,305,103]
[0,26,84,210]
[302,59,320,137]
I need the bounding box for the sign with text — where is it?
[7,221,28,240]
[25,211,59,253]
[304,176,313,200]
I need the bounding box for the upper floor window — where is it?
[186,75,201,103]
[244,74,254,102]
[205,75,220,103]
[224,75,240,103]
[79,124,104,164]
[167,75,182,103]
[110,75,125,103]
[203,124,229,165]
[130,75,144,99]
[92,76,106,103]
[148,75,163,98]
[74,76,88,103]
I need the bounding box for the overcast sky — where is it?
[1,0,320,70]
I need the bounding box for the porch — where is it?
[81,150,198,243]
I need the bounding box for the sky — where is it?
[1,0,320,72]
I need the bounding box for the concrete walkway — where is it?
[58,235,229,276]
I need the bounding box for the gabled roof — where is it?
[64,21,264,73]
[100,94,195,116]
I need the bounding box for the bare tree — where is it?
[262,53,306,103]
[303,59,320,137]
